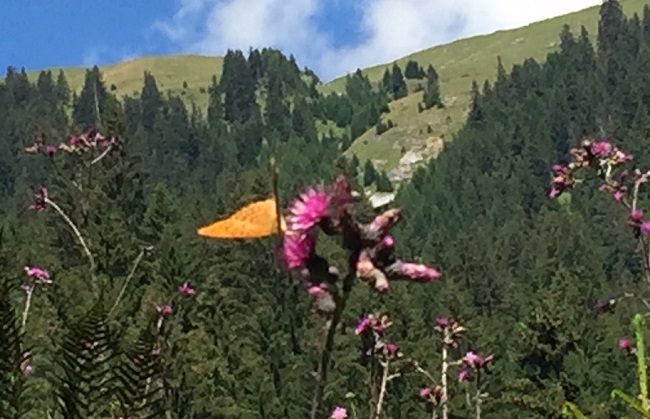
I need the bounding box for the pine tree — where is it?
[391,63,408,99]
[422,64,443,109]
[140,72,162,132]
[363,159,377,187]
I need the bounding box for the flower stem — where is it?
[108,246,149,316]
[634,314,648,411]
[441,333,449,419]
[474,373,482,419]
[374,361,391,419]
[309,272,355,419]
[45,197,96,283]
[21,287,33,333]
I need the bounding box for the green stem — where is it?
[45,197,96,285]
[108,247,149,316]
[309,273,355,419]
[634,313,648,411]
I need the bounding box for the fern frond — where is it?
[0,275,29,419]
[114,313,167,418]
[55,293,120,419]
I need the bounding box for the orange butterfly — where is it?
[197,158,288,240]
[197,196,287,239]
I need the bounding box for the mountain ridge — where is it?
[10,0,650,176]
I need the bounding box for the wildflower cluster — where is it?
[341,312,495,418]
[25,129,121,156]
[281,175,441,314]
[550,137,650,416]
[549,137,633,199]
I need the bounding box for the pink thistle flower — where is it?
[306,283,327,299]
[382,235,395,247]
[641,221,650,236]
[369,208,402,234]
[24,266,51,283]
[355,313,392,336]
[619,338,634,355]
[29,186,48,212]
[355,316,372,335]
[330,406,348,419]
[591,140,612,158]
[282,231,316,270]
[420,387,432,399]
[399,262,441,282]
[46,145,57,155]
[21,352,33,376]
[178,282,195,296]
[356,252,375,278]
[155,304,173,316]
[382,342,400,359]
[435,316,449,330]
[613,190,624,201]
[375,277,389,293]
[549,164,573,198]
[613,149,633,164]
[458,368,469,382]
[287,187,331,232]
[462,351,494,369]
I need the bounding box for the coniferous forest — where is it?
[6,1,650,418]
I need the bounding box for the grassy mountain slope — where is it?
[340,0,650,174]
[19,0,650,175]
[27,55,223,110]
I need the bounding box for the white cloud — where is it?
[155,0,602,81]
[82,46,142,68]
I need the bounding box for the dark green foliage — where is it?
[390,63,408,99]
[404,60,425,79]
[363,159,377,187]
[0,275,28,419]
[55,295,119,419]
[113,313,167,418]
[422,64,443,110]
[376,170,394,192]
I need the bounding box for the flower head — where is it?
[549,164,573,198]
[287,187,331,232]
[155,304,173,316]
[29,186,48,212]
[21,352,33,376]
[355,313,392,336]
[462,351,494,369]
[25,266,51,283]
[179,282,195,296]
[591,140,613,158]
[330,406,348,419]
[282,231,316,270]
[619,338,634,355]
[399,262,441,282]
[458,368,469,382]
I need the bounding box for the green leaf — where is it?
[611,389,650,418]
[561,402,589,419]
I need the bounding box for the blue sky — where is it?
[1,0,600,82]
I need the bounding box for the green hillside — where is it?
[25,55,224,110]
[339,0,650,173]
[19,0,650,174]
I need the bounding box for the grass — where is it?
[24,55,223,110]
[15,0,650,173]
[335,0,650,170]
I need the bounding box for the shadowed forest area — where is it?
[3,1,650,418]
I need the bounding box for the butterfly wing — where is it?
[198,197,286,239]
